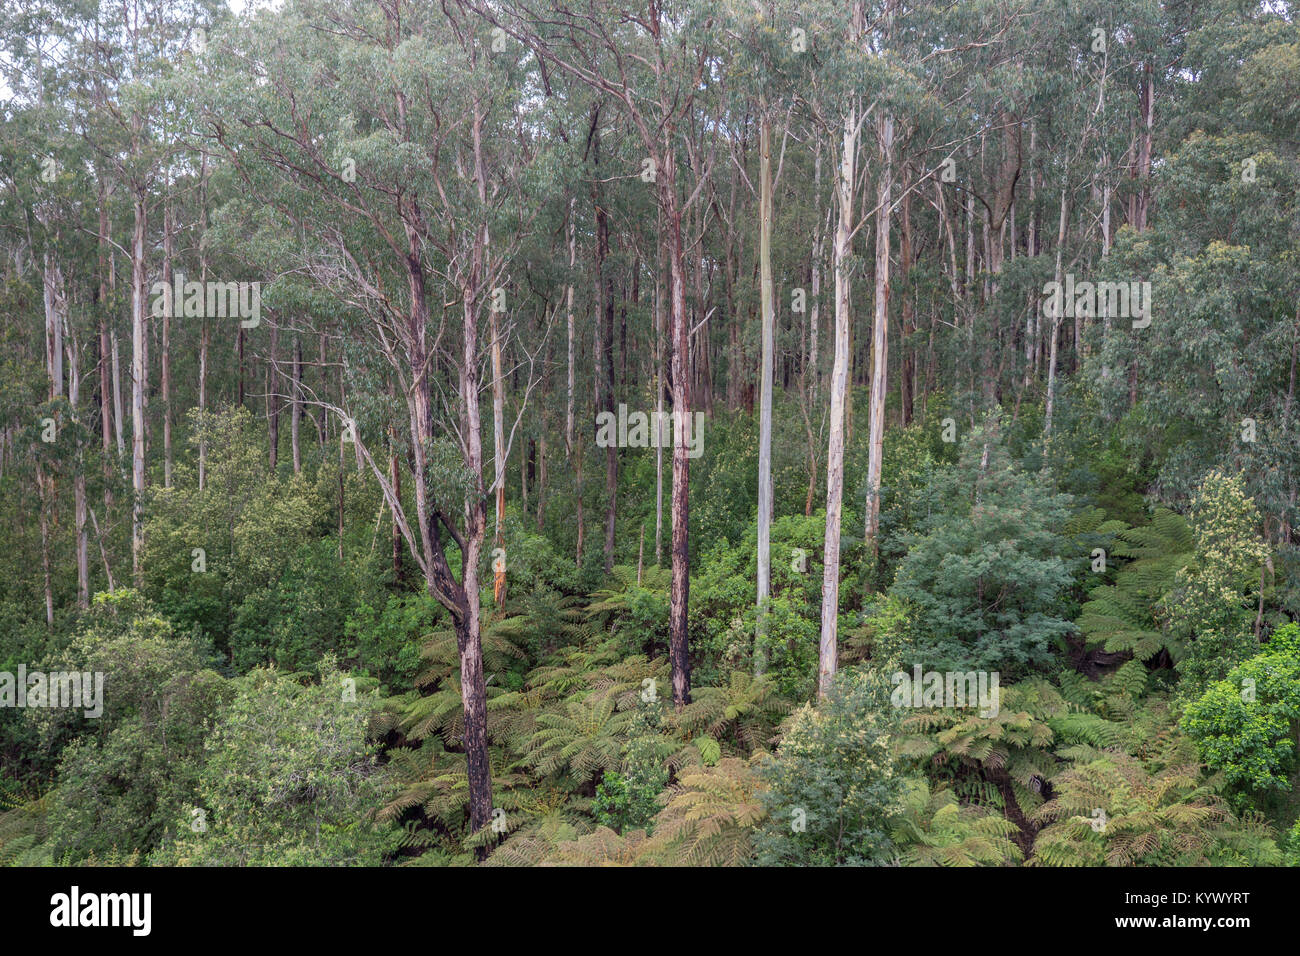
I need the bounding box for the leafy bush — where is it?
[1181,623,1300,796]
[36,591,229,862]
[753,668,904,866]
[889,418,1077,677]
[151,658,399,866]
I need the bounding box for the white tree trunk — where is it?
[756,111,775,673]
[819,104,859,699]
[864,115,893,554]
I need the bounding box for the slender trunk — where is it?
[662,148,692,709]
[162,198,174,487]
[490,296,506,607]
[68,330,89,609]
[459,288,492,839]
[593,127,617,573]
[1135,64,1153,233]
[655,211,665,566]
[820,102,859,699]
[43,254,65,402]
[268,320,279,471]
[462,100,495,836]
[756,110,775,674]
[291,335,302,473]
[535,432,547,531]
[565,196,576,459]
[131,191,147,585]
[864,115,892,559]
[198,162,210,489]
[1043,187,1069,437]
[318,332,328,446]
[97,193,113,469]
[111,326,125,457]
[899,175,915,425]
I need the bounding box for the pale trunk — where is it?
[1043,188,1069,437]
[131,192,147,584]
[756,111,774,673]
[820,106,858,700]
[864,115,892,556]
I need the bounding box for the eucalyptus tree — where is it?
[190,0,552,839]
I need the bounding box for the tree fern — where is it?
[891,779,1023,866]
[1077,509,1193,662]
[638,757,766,866]
[526,695,633,782]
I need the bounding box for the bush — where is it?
[1181,623,1300,796]
[151,658,399,866]
[37,591,229,862]
[753,668,904,866]
[889,417,1077,677]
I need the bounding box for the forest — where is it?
[0,0,1298,870]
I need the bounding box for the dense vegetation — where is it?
[2,0,1299,867]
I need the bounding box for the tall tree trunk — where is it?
[655,210,665,566]
[820,100,860,700]
[291,335,302,474]
[198,158,210,489]
[462,99,495,838]
[535,432,547,531]
[111,326,125,458]
[96,192,113,475]
[161,197,174,487]
[198,315,208,490]
[130,190,148,585]
[755,109,775,674]
[593,123,617,573]
[268,318,279,471]
[43,253,65,400]
[458,287,492,842]
[490,290,506,607]
[662,147,693,709]
[317,332,328,446]
[565,196,576,459]
[1043,187,1070,437]
[864,115,893,559]
[899,171,915,425]
[68,331,89,609]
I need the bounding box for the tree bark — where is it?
[130,190,148,585]
[593,119,617,573]
[663,148,693,709]
[756,109,775,674]
[864,114,893,558]
[820,101,860,700]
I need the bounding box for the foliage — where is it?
[889,419,1077,677]
[150,659,399,866]
[1181,623,1300,796]
[753,668,904,866]
[1167,471,1269,694]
